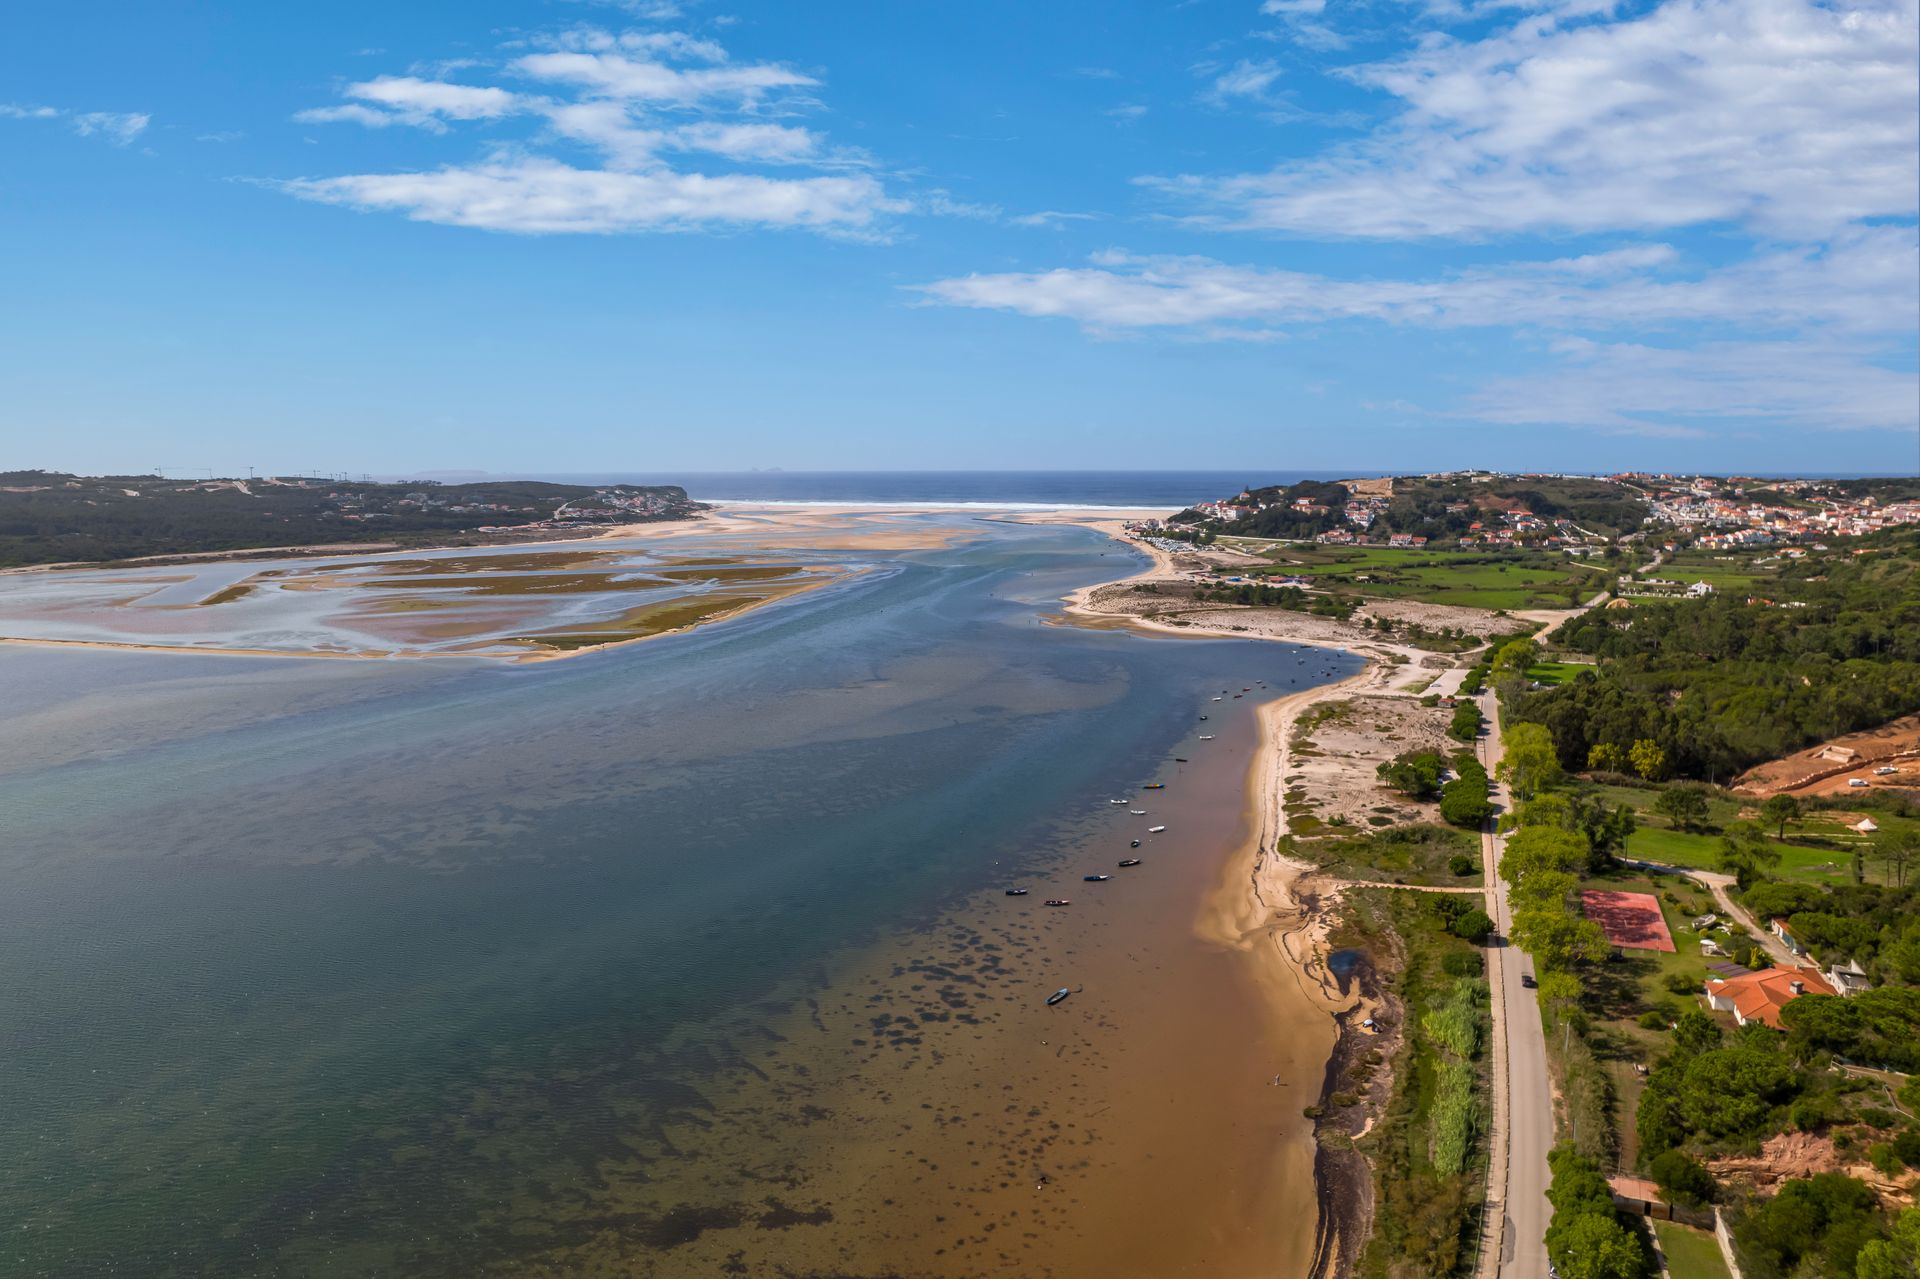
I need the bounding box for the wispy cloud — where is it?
[4,103,150,146]
[1156,0,1919,239]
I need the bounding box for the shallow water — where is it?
[0,517,1358,1277]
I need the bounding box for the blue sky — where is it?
[3,0,1916,477]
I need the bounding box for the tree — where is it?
[1648,1149,1715,1207]
[1452,908,1495,944]
[1493,637,1539,676]
[1876,828,1920,889]
[1716,822,1783,890]
[1501,826,1591,888]
[1500,721,1564,800]
[1629,738,1668,781]
[1571,797,1637,868]
[1587,742,1628,772]
[1651,784,1710,832]
[1760,793,1800,839]
[1671,1008,1721,1058]
[1856,1204,1920,1279]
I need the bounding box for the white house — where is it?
[1686,580,1715,597]
[1826,957,1873,997]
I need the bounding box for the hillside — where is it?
[0,472,699,567]
[1180,473,1650,543]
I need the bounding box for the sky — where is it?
[2,0,1917,478]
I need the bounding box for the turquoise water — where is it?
[0,518,1356,1276]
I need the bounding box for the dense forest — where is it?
[1175,474,1648,542]
[0,472,697,567]
[1510,530,1920,781]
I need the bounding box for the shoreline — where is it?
[1059,517,1452,1278]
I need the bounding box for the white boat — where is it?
[1148,825,1167,833]
[1108,799,1128,805]
[1198,734,1215,740]
[1129,809,1146,815]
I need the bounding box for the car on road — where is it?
[1521,973,1537,988]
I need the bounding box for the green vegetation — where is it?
[1448,700,1482,742]
[1509,530,1920,782]
[1349,891,1493,1279]
[1199,474,1648,544]
[1441,753,1494,829]
[1651,1220,1731,1279]
[0,471,697,567]
[1378,749,1447,800]
[1546,1146,1655,1279]
[1292,823,1483,887]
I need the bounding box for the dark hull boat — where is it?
[1118,858,1141,867]
[1005,888,1029,896]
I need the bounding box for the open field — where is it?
[1523,660,1595,686]
[1234,547,1604,612]
[1653,1220,1732,1279]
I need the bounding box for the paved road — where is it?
[1479,696,1555,1279]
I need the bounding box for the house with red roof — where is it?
[1704,965,1836,1029]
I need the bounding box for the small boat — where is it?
[1129,809,1146,815]
[1142,783,1164,790]
[1148,825,1167,833]
[1233,694,1242,699]
[1108,798,1128,805]
[1118,858,1141,867]
[1130,839,1141,848]
[1198,715,1209,721]
[1198,734,1215,740]
[1047,987,1071,1006]
[1212,696,1223,702]
[1044,898,1071,907]
[1173,757,1188,763]
[1084,874,1112,882]
[1006,888,1029,896]
[1242,687,1251,692]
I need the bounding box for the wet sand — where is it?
[515,695,1336,1278]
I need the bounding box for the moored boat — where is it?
[1005,888,1029,896]
[1044,898,1071,907]
[1142,783,1164,790]
[1046,987,1071,1005]
[1118,858,1141,867]
[1083,873,1111,882]
[1147,824,1166,833]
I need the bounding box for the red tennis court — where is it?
[1580,890,1675,952]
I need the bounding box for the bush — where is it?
[1449,852,1477,877]
[1442,950,1484,977]
[1858,1106,1899,1130]
[1637,1010,1668,1030]
[1664,972,1701,996]
[1451,908,1495,945]
[1448,700,1482,742]
[1893,1127,1920,1168]
[1648,1149,1715,1207]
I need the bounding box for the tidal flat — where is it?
[0,513,1359,1277]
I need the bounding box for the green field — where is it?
[1524,660,1596,687]
[1236,546,1601,611]
[1654,1221,1732,1279]
[1623,826,1857,885]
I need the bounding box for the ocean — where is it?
[0,514,1358,1277]
[520,469,1370,509]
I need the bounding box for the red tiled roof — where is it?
[1706,965,1836,1029]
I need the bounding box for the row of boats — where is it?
[1029,683,1274,1007]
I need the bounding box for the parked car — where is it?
[1521,973,1537,989]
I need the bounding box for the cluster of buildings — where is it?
[1635,477,1920,549]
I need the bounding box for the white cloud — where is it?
[1204,59,1285,104]
[510,51,816,108]
[283,25,898,237]
[917,228,1918,337]
[278,157,899,235]
[1156,0,1919,238]
[1465,339,1919,434]
[1104,103,1148,121]
[1009,210,1101,229]
[4,103,149,145]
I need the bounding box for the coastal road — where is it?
[1476,696,1555,1279]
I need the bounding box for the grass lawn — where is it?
[1246,548,1596,611]
[1524,660,1596,687]
[1653,1221,1732,1279]
[1573,868,1727,1168]
[1623,826,1856,885]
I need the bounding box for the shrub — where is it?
[1858,1106,1899,1130]
[1449,852,1477,877]
[1442,950,1483,977]
[1451,908,1495,945]
[1648,1149,1715,1207]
